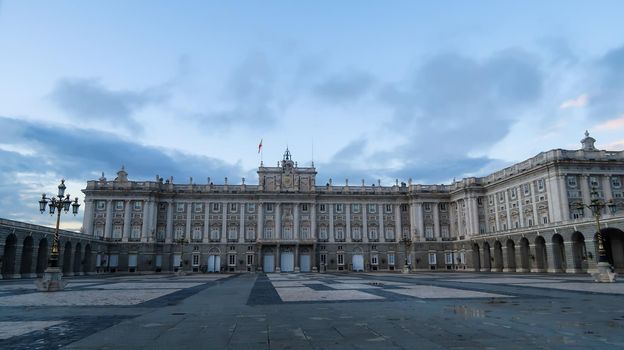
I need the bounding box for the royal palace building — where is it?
[2,132,624,278]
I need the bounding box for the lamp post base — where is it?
[591,262,617,283]
[35,267,67,292]
[402,266,410,274]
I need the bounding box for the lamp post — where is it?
[401,235,412,274]
[35,179,81,291]
[574,188,617,282]
[174,237,189,275]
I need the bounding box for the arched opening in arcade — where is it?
[472,243,481,272]
[482,242,491,271]
[601,227,624,273]
[73,242,82,275]
[571,231,587,273]
[493,241,504,271]
[519,237,530,272]
[505,239,516,272]
[534,236,547,272]
[62,241,72,274]
[36,238,48,276]
[20,236,34,277]
[551,234,566,272]
[2,234,17,278]
[83,244,92,274]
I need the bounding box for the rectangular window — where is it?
[337,253,344,266]
[428,252,437,265]
[177,203,185,212]
[320,253,327,265]
[192,254,200,266]
[245,227,255,240]
[301,203,308,212]
[388,253,395,266]
[401,204,408,212]
[590,176,599,188]
[173,226,184,240]
[369,227,379,241]
[445,252,453,265]
[246,254,254,266]
[537,179,545,191]
[230,203,237,212]
[459,251,466,264]
[228,254,236,266]
[282,226,293,240]
[266,203,274,212]
[385,204,392,213]
[133,201,142,210]
[510,188,517,199]
[425,226,434,239]
[192,226,202,241]
[368,204,377,213]
[115,201,124,210]
[440,203,448,211]
[109,254,119,267]
[336,204,343,213]
[212,203,221,212]
[335,227,345,241]
[352,204,360,213]
[112,225,122,239]
[210,227,220,241]
[385,228,395,240]
[157,226,165,241]
[477,197,483,205]
[371,254,379,265]
[523,183,530,195]
[155,255,162,268]
[194,203,203,213]
[423,203,431,212]
[319,204,326,212]
[543,216,548,224]
[612,177,622,189]
[319,226,328,240]
[498,192,504,202]
[247,203,256,213]
[131,225,141,240]
[97,201,105,210]
[263,227,273,239]
[352,226,362,241]
[567,176,577,188]
[301,226,310,239]
[440,226,449,238]
[228,227,238,241]
[95,225,104,237]
[488,195,494,206]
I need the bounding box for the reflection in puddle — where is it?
[448,305,485,318]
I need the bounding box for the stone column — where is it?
[329,204,334,243]
[493,196,501,231]
[545,176,557,222]
[104,200,113,239]
[602,175,613,202]
[394,203,401,241]
[433,203,440,240]
[122,200,131,242]
[518,188,525,228]
[83,199,95,236]
[416,202,424,240]
[294,203,300,240]
[558,175,570,221]
[165,201,173,244]
[362,203,368,243]
[239,202,245,243]
[528,243,537,272]
[409,201,417,239]
[310,203,316,240]
[202,201,210,243]
[221,202,228,243]
[580,175,591,218]
[346,203,352,243]
[530,182,539,226]
[515,245,527,273]
[185,202,192,240]
[505,191,512,230]
[378,203,385,243]
[546,242,558,273]
[141,199,151,242]
[470,197,479,236]
[275,203,281,240]
[585,239,598,273]
[257,203,264,241]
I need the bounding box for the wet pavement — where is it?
[1,272,623,349]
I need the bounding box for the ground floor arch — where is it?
[73,242,82,275]
[602,227,624,272]
[483,242,491,271]
[571,232,587,273]
[534,236,547,272]
[505,239,516,272]
[493,241,503,272]
[551,234,566,273]
[36,238,48,276]
[472,243,481,272]
[519,237,530,272]
[20,236,34,277]
[2,234,18,278]
[62,241,72,274]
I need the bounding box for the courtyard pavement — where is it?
[1,272,624,349]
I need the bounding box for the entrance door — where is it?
[263,254,274,272]
[300,254,311,272]
[208,255,220,272]
[281,252,294,272]
[352,255,364,271]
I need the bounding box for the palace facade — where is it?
[2,132,624,278]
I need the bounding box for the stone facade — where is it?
[2,132,624,277]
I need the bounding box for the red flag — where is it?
[258,139,263,154]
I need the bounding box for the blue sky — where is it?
[1,1,624,230]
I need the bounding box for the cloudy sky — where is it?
[1,1,624,230]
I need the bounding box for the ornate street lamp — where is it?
[401,234,412,274]
[35,179,81,291]
[574,188,617,282]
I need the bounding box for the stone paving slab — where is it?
[386,285,512,299]
[85,282,204,290]
[515,282,624,294]
[0,321,65,340]
[0,289,182,306]
[275,286,385,302]
[449,277,562,284]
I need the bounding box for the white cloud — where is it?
[559,93,588,109]
[594,114,624,131]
